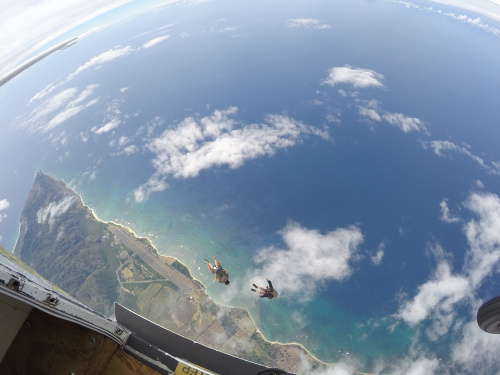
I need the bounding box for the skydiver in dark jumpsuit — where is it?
[251,278,278,299]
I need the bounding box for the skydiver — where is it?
[251,278,278,299]
[205,256,230,285]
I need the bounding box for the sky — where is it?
[0,0,184,76]
[2,0,500,78]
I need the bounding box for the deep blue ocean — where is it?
[2,0,500,372]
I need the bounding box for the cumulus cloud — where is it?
[118,136,132,146]
[358,100,382,122]
[326,66,426,134]
[250,221,363,301]
[134,107,329,202]
[371,243,385,265]
[285,18,331,29]
[17,84,99,133]
[0,199,9,211]
[451,320,500,374]
[36,196,75,230]
[428,140,499,175]
[133,177,169,203]
[396,192,500,346]
[439,199,460,223]
[0,199,9,223]
[323,65,385,89]
[357,100,426,133]
[120,145,138,155]
[396,248,470,329]
[463,193,500,288]
[142,35,169,49]
[382,112,427,133]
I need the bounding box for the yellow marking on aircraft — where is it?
[175,362,216,375]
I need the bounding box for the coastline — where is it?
[36,171,367,374]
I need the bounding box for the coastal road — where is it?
[109,225,193,295]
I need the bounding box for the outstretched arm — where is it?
[205,259,213,272]
[267,278,273,290]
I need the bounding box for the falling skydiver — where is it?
[251,278,278,299]
[205,256,230,285]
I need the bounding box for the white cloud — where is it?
[134,107,329,202]
[439,199,460,223]
[438,11,500,36]
[121,145,138,155]
[323,65,385,89]
[396,192,500,346]
[0,199,8,223]
[45,98,97,131]
[476,180,484,188]
[142,35,169,49]
[463,193,500,288]
[118,136,132,146]
[250,221,363,302]
[120,86,130,93]
[388,0,500,25]
[358,100,426,133]
[136,116,164,140]
[428,140,498,175]
[94,118,120,134]
[382,112,427,133]
[133,177,168,203]
[285,18,331,29]
[396,249,470,328]
[36,195,75,230]
[371,243,385,265]
[358,100,382,122]
[0,199,10,211]
[29,45,133,103]
[79,132,89,143]
[451,320,500,374]
[17,85,99,133]
[29,82,58,103]
[68,46,133,81]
